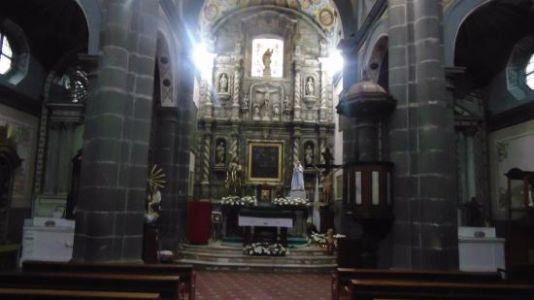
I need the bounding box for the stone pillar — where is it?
[294,64,302,122]
[154,107,179,249]
[174,51,196,242]
[388,0,458,269]
[201,128,212,186]
[73,0,159,262]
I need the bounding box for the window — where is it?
[0,33,13,75]
[251,38,283,78]
[526,53,534,90]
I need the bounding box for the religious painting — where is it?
[247,142,283,183]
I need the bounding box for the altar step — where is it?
[175,242,336,272]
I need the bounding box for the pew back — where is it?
[333,268,502,300]
[0,287,160,300]
[0,272,180,300]
[350,279,534,300]
[22,260,195,300]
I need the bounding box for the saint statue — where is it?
[225,157,243,195]
[262,48,273,76]
[215,141,225,165]
[305,77,314,96]
[305,144,314,166]
[291,159,305,191]
[218,73,228,93]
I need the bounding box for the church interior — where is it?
[0,0,534,299]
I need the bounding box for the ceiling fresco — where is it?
[200,0,343,44]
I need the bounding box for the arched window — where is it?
[251,38,283,78]
[526,53,534,90]
[0,32,13,75]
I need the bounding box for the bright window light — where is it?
[526,53,534,90]
[0,33,13,75]
[320,48,344,76]
[193,42,215,80]
[252,38,284,78]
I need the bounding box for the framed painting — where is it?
[247,142,283,183]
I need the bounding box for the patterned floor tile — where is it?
[196,271,331,300]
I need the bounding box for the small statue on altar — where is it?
[225,157,243,195]
[325,228,336,255]
[291,159,305,191]
[145,165,166,224]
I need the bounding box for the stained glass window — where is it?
[0,33,13,75]
[251,38,283,78]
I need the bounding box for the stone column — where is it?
[293,64,302,122]
[73,0,159,262]
[174,50,196,242]
[388,0,458,269]
[154,107,179,249]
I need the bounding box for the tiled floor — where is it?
[196,270,331,300]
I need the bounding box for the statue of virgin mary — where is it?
[291,159,305,191]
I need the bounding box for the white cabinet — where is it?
[20,218,75,265]
[458,226,505,272]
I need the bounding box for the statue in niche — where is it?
[218,73,229,93]
[305,77,315,96]
[253,104,261,119]
[242,96,249,110]
[283,96,291,113]
[62,65,89,103]
[262,48,273,76]
[305,144,314,166]
[272,103,280,118]
[215,140,226,165]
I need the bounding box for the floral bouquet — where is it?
[272,196,310,206]
[221,195,257,206]
[243,242,287,256]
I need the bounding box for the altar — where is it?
[218,204,308,246]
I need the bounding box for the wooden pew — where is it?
[22,260,195,300]
[332,268,502,300]
[0,272,180,300]
[350,279,534,300]
[0,287,160,300]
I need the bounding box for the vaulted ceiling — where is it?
[180,0,359,44]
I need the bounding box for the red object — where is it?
[187,201,212,244]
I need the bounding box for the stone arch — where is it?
[363,34,389,90]
[443,0,492,66]
[156,20,180,108]
[74,0,101,55]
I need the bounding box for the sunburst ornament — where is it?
[147,164,166,192]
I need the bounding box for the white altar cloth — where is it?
[238,216,293,228]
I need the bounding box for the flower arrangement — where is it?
[221,195,257,206]
[243,242,287,256]
[308,232,327,246]
[272,196,310,206]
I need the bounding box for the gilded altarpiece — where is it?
[196,8,335,199]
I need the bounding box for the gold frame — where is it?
[247,142,283,183]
